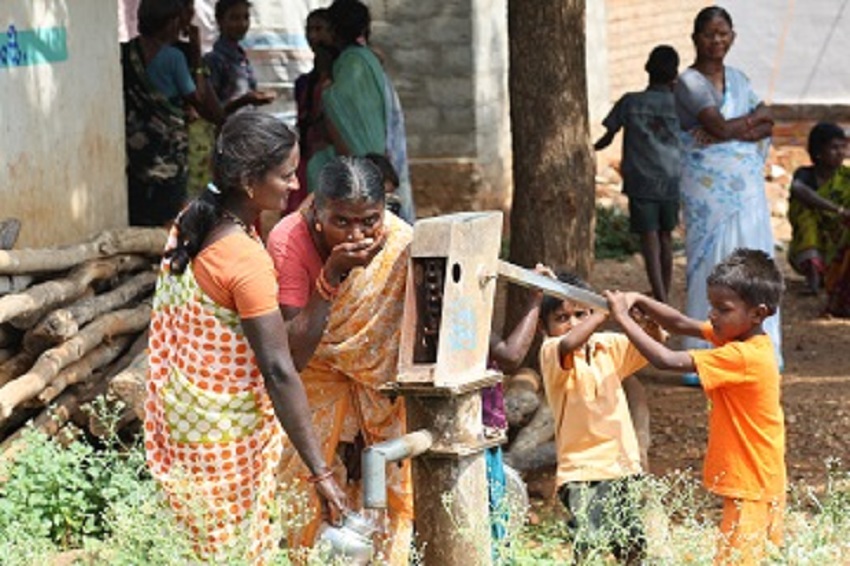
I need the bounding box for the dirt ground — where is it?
[588,250,850,490]
[524,152,850,510]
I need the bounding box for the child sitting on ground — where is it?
[605,248,786,565]
[594,45,682,304]
[539,272,658,565]
[787,122,850,296]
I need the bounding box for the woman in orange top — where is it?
[145,111,348,564]
[267,156,413,564]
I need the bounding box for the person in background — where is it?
[365,152,402,216]
[204,0,276,115]
[787,122,850,307]
[187,0,276,200]
[674,6,780,384]
[121,0,223,227]
[484,264,553,562]
[293,8,337,215]
[145,111,348,563]
[267,156,413,564]
[307,0,416,223]
[606,248,786,565]
[594,45,682,304]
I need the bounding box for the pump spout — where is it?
[362,429,434,509]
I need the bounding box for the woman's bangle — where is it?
[317,267,340,301]
[315,278,334,302]
[306,467,335,484]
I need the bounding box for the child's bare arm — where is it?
[627,292,704,338]
[557,311,608,359]
[490,264,552,371]
[606,291,696,372]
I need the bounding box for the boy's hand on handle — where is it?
[314,475,350,527]
[604,290,631,322]
[630,303,665,342]
[530,263,556,301]
[605,290,643,322]
[533,263,556,279]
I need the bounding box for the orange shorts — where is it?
[716,496,785,565]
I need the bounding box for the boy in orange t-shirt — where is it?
[605,248,786,565]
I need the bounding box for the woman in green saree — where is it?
[306,0,415,223]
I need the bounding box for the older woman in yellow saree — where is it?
[267,156,413,564]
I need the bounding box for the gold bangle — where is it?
[315,278,334,302]
[318,268,340,298]
[306,467,335,484]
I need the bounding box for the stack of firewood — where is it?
[503,367,557,473]
[0,226,166,455]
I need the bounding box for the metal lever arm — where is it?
[496,260,609,313]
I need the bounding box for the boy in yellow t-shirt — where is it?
[606,248,786,565]
[539,272,657,565]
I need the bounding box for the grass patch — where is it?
[1,406,848,564]
[595,205,640,261]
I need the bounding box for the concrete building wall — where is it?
[1,1,125,248]
[605,0,708,102]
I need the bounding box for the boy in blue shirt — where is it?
[595,45,682,304]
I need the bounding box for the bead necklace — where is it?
[220,208,259,241]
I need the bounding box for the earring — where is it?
[314,222,323,233]
[245,186,254,200]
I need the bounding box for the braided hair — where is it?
[166,111,297,274]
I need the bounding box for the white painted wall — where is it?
[724,0,850,104]
[1,1,125,248]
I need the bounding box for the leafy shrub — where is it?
[595,205,640,260]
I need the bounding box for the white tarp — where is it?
[724,0,850,104]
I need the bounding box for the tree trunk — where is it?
[508,0,594,275]
[506,0,595,347]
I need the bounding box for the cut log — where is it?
[505,388,541,428]
[0,218,21,250]
[0,324,20,348]
[108,350,149,421]
[24,269,156,352]
[0,303,152,421]
[0,389,82,459]
[89,405,138,439]
[507,403,554,456]
[503,440,557,472]
[506,367,542,393]
[0,350,37,388]
[2,254,150,328]
[37,335,133,405]
[0,274,33,296]
[0,227,167,275]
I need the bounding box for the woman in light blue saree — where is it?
[306,0,416,223]
[675,7,782,384]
